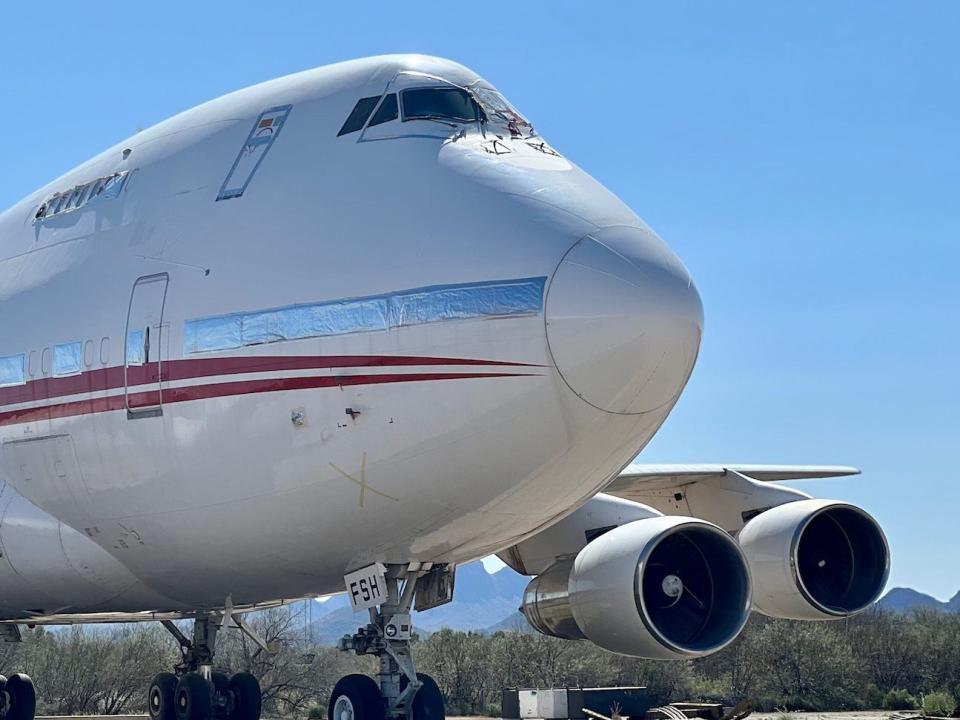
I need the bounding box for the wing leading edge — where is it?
[605,464,861,493]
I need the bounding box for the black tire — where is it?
[211,673,229,694]
[401,673,445,720]
[228,672,261,720]
[210,673,229,718]
[148,672,178,720]
[175,672,211,720]
[6,673,36,720]
[328,674,383,720]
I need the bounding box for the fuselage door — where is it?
[124,273,169,418]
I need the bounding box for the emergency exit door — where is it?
[124,273,169,418]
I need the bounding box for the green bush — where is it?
[862,683,886,709]
[922,691,956,717]
[884,689,920,710]
[307,704,325,720]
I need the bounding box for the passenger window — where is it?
[100,172,128,200]
[338,96,381,136]
[402,88,478,123]
[100,337,110,365]
[53,342,83,377]
[65,188,83,210]
[126,330,145,366]
[41,348,51,375]
[368,94,398,127]
[0,354,25,388]
[88,178,105,199]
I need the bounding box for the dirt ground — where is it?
[451,713,905,720]
[749,713,899,720]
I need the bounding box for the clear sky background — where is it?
[1,3,957,598]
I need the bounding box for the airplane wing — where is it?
[0,598,295,626]
[605,464,861,494]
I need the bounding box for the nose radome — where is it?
[545,226,704,415]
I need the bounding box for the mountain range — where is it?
[303,562,530,644]
[297,562,959,646]
[876,587,960,613]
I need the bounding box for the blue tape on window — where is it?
[126,330,146,366]
[99,172,128,200]
[184,276,546,354]
[53,342,83,376]
[0,354,25,387]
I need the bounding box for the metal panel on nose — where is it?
[545,226,704,415]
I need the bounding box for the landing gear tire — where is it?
[148,672,178,720]
[228,672,261,720]
[5,673,36,720]
[175,673,211,720]
[329,674,384,720]
[210,673,230,719]
[211,672,229,696]
[401,673,445,720]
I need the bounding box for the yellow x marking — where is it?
[329,453,399,508]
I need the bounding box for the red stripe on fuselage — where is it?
[0,355,544,409]
[0,371,534,427]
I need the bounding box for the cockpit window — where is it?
[402,88,479,123]
[338,96,380,136]
[471,86,535,138]
[368,93,398,127]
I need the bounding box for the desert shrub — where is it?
[923,691,956,717]
[884,688,920,710]
[861,683,886,709]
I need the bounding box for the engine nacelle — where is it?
[738,499,890,619]
[521,516,752,659]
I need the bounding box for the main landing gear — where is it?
[333,564,448,720]
[0,674,36,720]
[150,612,264,720]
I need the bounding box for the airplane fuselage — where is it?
[0,55,703,617]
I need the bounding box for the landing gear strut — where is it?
[334,565,447,720]
[151,613,263,720]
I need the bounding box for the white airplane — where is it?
[0,54,889,720]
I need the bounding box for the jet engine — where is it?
[520,516,752,659]
[738,499,890,619]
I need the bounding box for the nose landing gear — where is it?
[333,564,447,720]
[151,613,264,720]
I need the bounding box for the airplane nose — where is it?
[545,226,704,415]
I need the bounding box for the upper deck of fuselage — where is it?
[0,54,485,254]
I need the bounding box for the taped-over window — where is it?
[35,171,130,221]
[0,354,25,387]
[184,276,546,355]
[217,105,292,201]
[53,342,83,377]
[126,330,146,366]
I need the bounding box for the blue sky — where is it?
[2,2,957,599]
